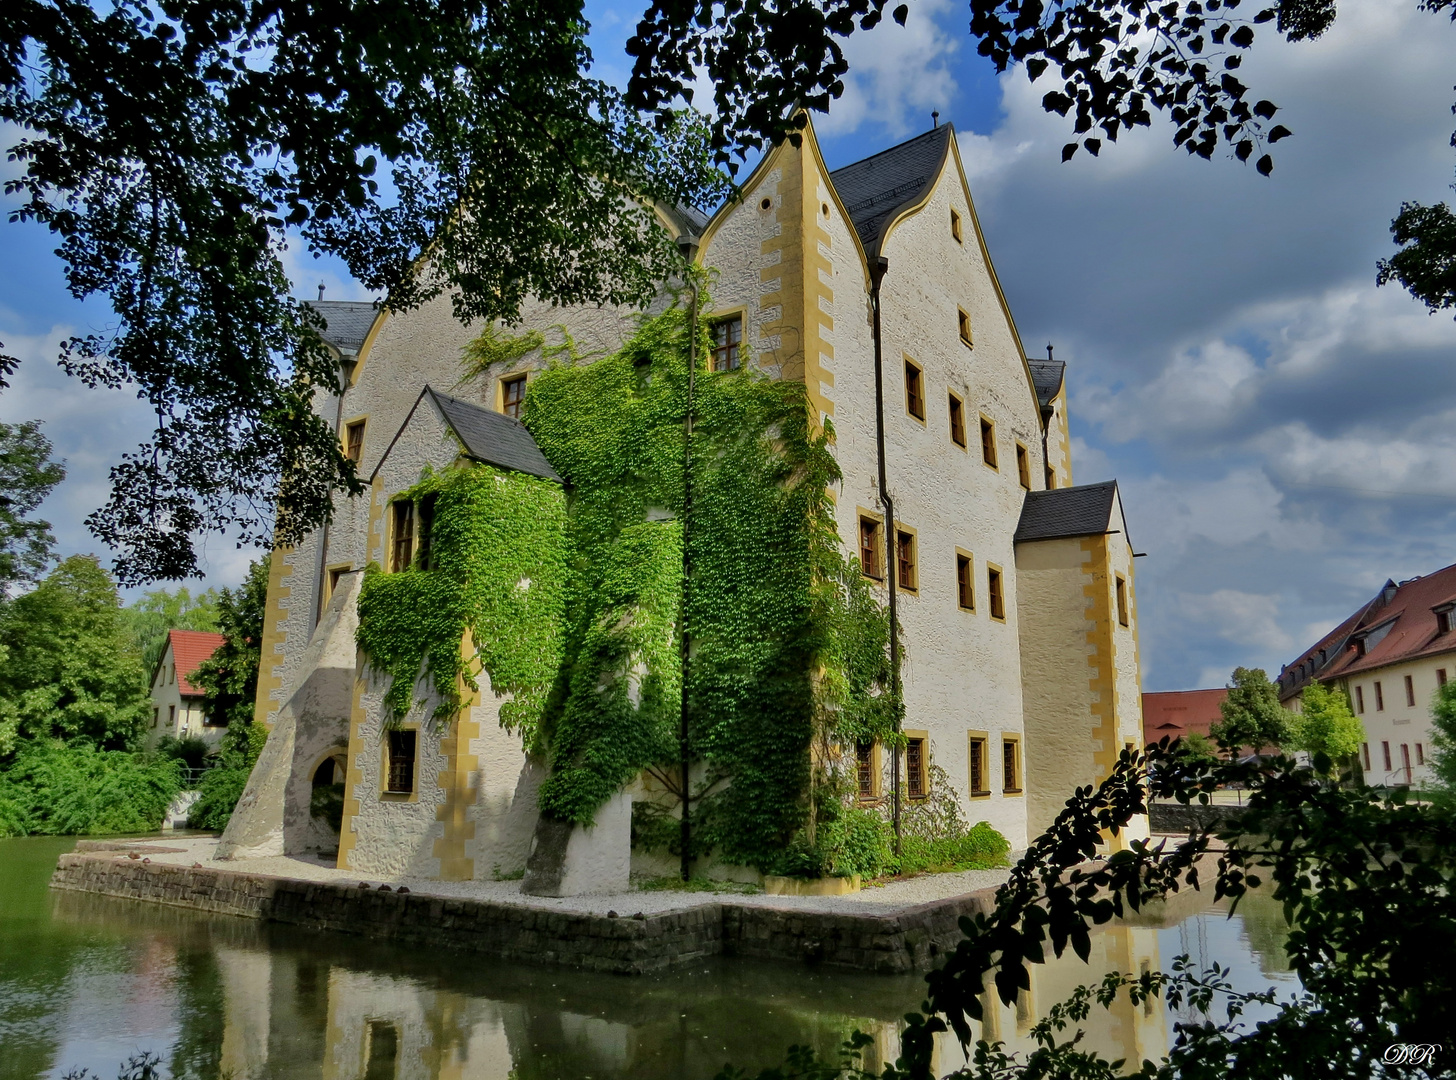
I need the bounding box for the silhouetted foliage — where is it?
[1210,666,1289,756]
[0,420,65,599]
[723,740,1452,1079]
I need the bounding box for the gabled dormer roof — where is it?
[155,629,225,698]
[372,386,562,484]
[829,125,953,258]
[1014,480,1120,543]
[1028,359,1066,409]
[305,300,381,356]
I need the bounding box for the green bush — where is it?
[156,734,211,771]
[188,765,250,831]
[898,821,1010,875]
[0,741,182,836]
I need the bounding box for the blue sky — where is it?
[4,0,1456,689]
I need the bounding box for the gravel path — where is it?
[112,835,1012,917]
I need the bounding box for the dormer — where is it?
[1434,600,1456,636]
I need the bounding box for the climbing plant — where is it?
[355,465,569,742]
[355,298,896,872]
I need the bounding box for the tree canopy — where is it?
[1210,666,1289,756]
[0,554,149,752]
[1286,679,1364,777]
[0,421,65,599]
[119,585,220,673]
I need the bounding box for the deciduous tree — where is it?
[0,420,65,600]
[1286,678,1364,777]
[1210,666,1289,756]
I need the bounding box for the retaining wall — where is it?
[50,850,999,976]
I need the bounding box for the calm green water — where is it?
[0,837,1297,1080]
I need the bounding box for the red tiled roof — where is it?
[1142,689,1227,745]
[166,630,226,697]
[1279,561,1456,699]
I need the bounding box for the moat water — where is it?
[0,836,1300,1080]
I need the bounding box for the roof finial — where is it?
[932,110,940,129]
[1047,342,1054,362]
[317,282,326,302]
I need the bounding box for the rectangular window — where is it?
[904,359,925,421]
[366,1021,399,1080]
[980,416,997,468]
[152,707,159,728]
[1382,740,1392,772]
[859,517,882,579]
[390,500,415,572]
[958,307,973,347]
[956,552,975,611]
[1417,742,1426,765]
[988,565,1006,621]
[1440,669,1449,686]
[1439,610,1453,635]
[1375,680,1385,710]
[1115,575,1129,627]
[501,374,527,418]
[416,493,438,571]
[1400,743,1411,782]
[1045,463,1056,490]
[950,208,963,243]
[711,315,744,371]
[896,529,917,592]
[1016,443,1031,490]
[906,737,926,799]
[968,735,988,795]
[948,392,967,447]
[344,419,366,464]
[168,704,175,727]
[1405,674,1416,707]
[1002,736,1021,793]
[856,743,876,800]
[1355,685,1365,713]
[385,730,417,795]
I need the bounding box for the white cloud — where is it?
[818,0,962,138]
[1177,589,1294,657]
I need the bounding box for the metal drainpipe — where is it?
[677,235,700,882]
[314,353,356,629]
[869,255,903,854]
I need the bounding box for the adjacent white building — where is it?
[146,629,226,749]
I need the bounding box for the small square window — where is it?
[988,565,1006,621]
[896,529,917,591]
[906,737,927,799]
[980,416,998,469]
[1016,443,1030,490]
[948,393,967,448]
[326,565,348,603]
[386,730,417,795]
[711,315,744,371]
[501,374,527,419]
[956,552,975,611]
[1115,575,1129,627]
[904,360,925,421]
[958,308,973,347]
[859,517,882,580]
[345,419,366,464]
[951,208,963,243]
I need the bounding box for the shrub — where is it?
[156,734,211,771]
[188,766,250,831]
[0,741,182,836]
[898,821,1010,875]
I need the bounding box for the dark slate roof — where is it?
[1027,359,1065,408]
[306,300,380,355]
[427,388,562,483]
[1014,481,1118,543]
[828,125,953,256]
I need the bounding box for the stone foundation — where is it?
[50,849,998,976]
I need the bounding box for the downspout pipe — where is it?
[869,255,903,854]
[676,233,701,882]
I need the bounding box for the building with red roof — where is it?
[1277,561,1456,787]
[1142,688,1228,747]
[146,629,227,749]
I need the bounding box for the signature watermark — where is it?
[1384,1045,1441,1067]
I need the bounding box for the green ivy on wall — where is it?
[356,297,899,873]
[355,465,568,743]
